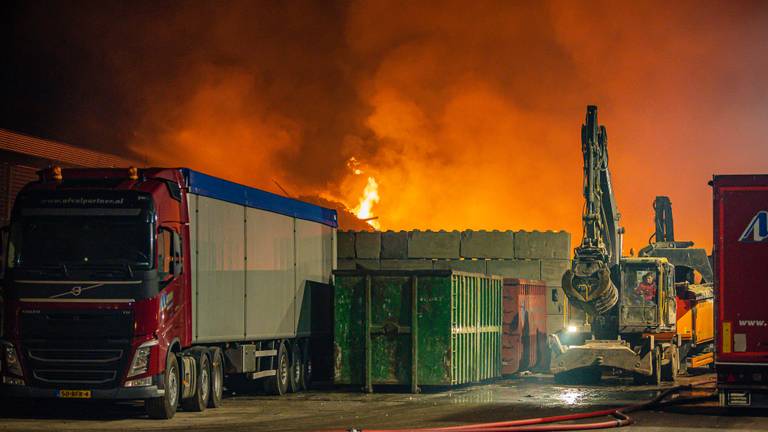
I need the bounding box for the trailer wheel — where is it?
[264,341,289,395]
[182,350,210,412]
[289,342,303,393]
[208,347,224,408]
[146,352,180,419]
[300,341,312,391]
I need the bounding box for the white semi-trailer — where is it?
[1,167,337,418]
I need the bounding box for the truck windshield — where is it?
[8,212,152,269]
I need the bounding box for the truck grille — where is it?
[28,348,124,363]
[20,310,133,389]
[32,369,117,385]
[24,344,130,389]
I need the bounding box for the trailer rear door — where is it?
[714,175,768,365]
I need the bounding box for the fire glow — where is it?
[347,157,381,230]
[353,176,381,230]
[117,1,768,250]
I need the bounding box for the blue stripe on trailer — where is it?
[181,168,338,228]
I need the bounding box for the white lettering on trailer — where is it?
[739,211,768,242]
[738,320,768,327]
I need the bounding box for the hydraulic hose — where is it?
[329,378,716,432]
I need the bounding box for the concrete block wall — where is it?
[407,230,460,259]
[355,231,381,259]
[336,230,571,333]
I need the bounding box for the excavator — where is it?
[638,197,715,374]
[549,106,714,384]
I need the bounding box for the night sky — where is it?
[3,1,768,248]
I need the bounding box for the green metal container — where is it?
[333,269,502,392]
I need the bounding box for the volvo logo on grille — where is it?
[43,282,107,299]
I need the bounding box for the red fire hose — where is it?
[327,379,715,432]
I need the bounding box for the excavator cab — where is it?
[618,258,676,334]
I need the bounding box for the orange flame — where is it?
[353,176,381,230]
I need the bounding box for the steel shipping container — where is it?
[502,279,547,375]
[713,174,768,408]
[333,270,502,392]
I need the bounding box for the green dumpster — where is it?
[333,270,502,392]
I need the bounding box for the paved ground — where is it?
[0,374,766,431]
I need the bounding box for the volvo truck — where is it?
[0,166,337,418]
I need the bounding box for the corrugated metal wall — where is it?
[0,128,135,225]
[0,163,37,226]
[0,129,134,168]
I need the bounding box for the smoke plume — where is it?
[4,0,768,250]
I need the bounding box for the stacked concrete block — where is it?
[407,230,461,259]
[486,259,541,279]
[460,230,515,259]
[337,259,381,271]
[355,231,381,259]
[337,231,356,259]
[433,259,486,274]
[381,231,408,259]
[540,259,570,288]
[540,257,571,333]
[514,231,570,259]
[541,259,569,315]
[379,259,434,270]
[334,229,572,336]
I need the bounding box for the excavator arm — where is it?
[562,106,622,320]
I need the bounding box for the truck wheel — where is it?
[263,341,289,395]
[300,342,313,391]
[181,351,210,412]
[289,342,303,393]
[652,346,662,386]
[662,345,679,382]
[208,347,224,408]
[146,352,180,419]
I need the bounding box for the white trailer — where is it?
[185,169,337,395]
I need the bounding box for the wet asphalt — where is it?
[0,373,766,431]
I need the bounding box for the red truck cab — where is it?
[1,167,193,415]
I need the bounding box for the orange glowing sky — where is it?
[110,0,768,253]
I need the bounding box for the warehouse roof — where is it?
[0,128,135,167]
[182,168,338,228]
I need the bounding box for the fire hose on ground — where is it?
[329,378,716,432]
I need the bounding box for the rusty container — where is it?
[333,270,502,393]
[502,278,547,375]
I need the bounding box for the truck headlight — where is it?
[124,376,153,387]
[127,339,158,378]
[2,342,23,377]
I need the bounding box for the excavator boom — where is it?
[562,106,622,320]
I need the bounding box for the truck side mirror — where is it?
[171,231,182,278]
[157,228,173,282]
[158,227,182,284]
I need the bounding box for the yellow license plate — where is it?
[58,390,91,399]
